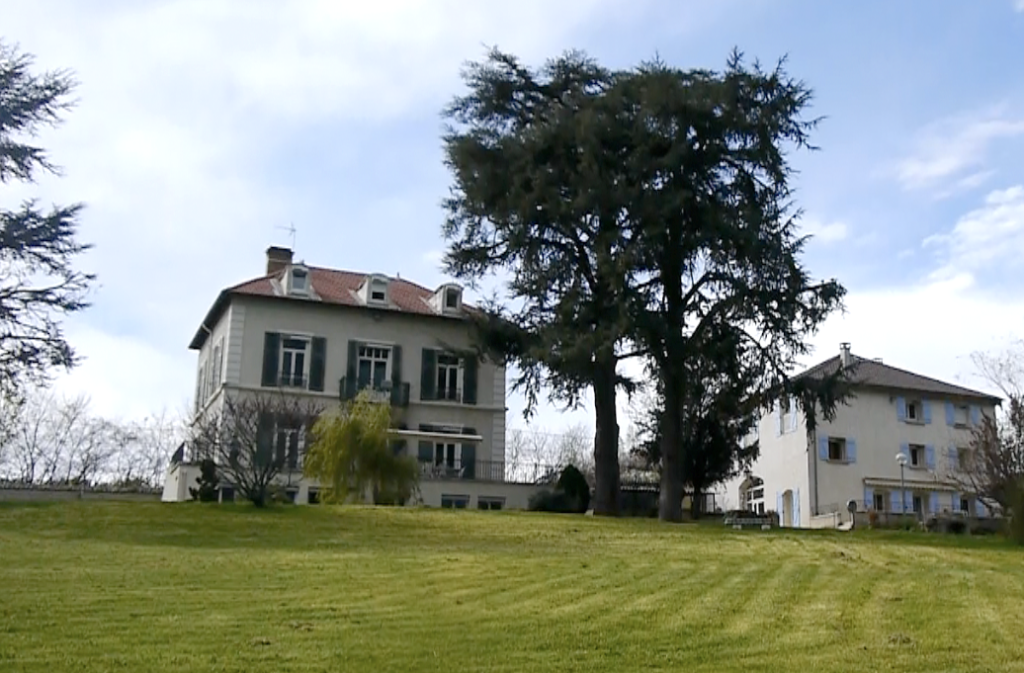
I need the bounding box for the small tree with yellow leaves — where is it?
[303,390,419,505]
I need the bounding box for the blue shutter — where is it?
[896,396,907,422]
[899,442,909,462]
[818,436,829,460]
[922,400,932,424]
[890,490,901,513]
[947,445,958,470]
[970,405,981,426]
[864,486,874,510]
[945,401,955,426]
[929,492,939,514]
[904,491,913,514]
[794,488,801,528]
[976,498,987,518]
[925,445,935,470]
[774,403,782,436]
[846,438,857,464]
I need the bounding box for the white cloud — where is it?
[50,322,194,422]
[5,0,674,420]
[1016,0,1024,12]
[892,108,1024,192]
[923,185,1024,281]
[801,218,849,243]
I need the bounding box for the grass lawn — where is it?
[1,503,1023,672]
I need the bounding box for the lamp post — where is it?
[895,451,909,516]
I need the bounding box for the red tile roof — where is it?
[229,267,452,316]
[190,267,469,349]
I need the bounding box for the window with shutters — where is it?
[908,443,925,468]
[280,337,309,388]
[905,399,922,422]
[958,495,971,514]
[954,404,969,427]
[956,447,973,471]
[827,437,847,462]
[357,345,391,390]
[435,354,462,402]
[873,491,885,512]
[912,494,923,514]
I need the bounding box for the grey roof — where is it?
[796,354,1001,403]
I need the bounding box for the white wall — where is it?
[719,399,810,527]
[811,388,996,515]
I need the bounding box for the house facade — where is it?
[718,343,1000,527]
[163,246,542,510]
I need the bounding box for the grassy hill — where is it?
[1,502,1022,672]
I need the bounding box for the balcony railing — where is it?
[339,377,410,407]
[434,386,462,403]
[416,459,557,484]
[278,374,308,389]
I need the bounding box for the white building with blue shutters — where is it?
[163,246,544,510]
[719,343,1000,527]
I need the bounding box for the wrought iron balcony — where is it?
[339,377,410,407]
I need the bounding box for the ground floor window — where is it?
[308,490,320,505]
[478,497,504,511]
[220,487,234,502]
[912,494,923,514]
[441,494,469,509]
[959,496,971,514]
[873,491,885,511]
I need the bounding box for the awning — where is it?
[389,429,485,442]
[863,477,956,491]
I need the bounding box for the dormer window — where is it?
[444,287,460,310]
[369,278,387,303]
[433,283,463,313]
[289,267,308,294]
[358,274,390,306]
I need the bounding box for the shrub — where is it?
[528,489,573,513]
[556,465,591,513]
[946,519,967,535]
[868,510,879,529]
[189,459,220,502]
[1010,482,1024,546]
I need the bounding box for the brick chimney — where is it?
[266,246,293,276]
[840,342,852,368]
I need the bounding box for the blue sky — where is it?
[5,0,1024,434]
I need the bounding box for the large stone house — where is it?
[162,246,542,509]
[717,343,1001,527]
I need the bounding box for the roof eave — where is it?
[189,290,231,350]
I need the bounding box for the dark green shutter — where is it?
[344,340,358,397]
[420,348,436,400]
[261,332,281,387]
[309,337,327,392]
[390,345,403,404]
[461,443,476,480]
[463,355,478,405]
[417,440,433,463]
[255,412,275,467]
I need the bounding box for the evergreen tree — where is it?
[1,41,94,394]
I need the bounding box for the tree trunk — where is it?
[591,357,620,516]
[659,376,684,522]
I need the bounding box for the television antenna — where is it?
[275,222,297,250]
